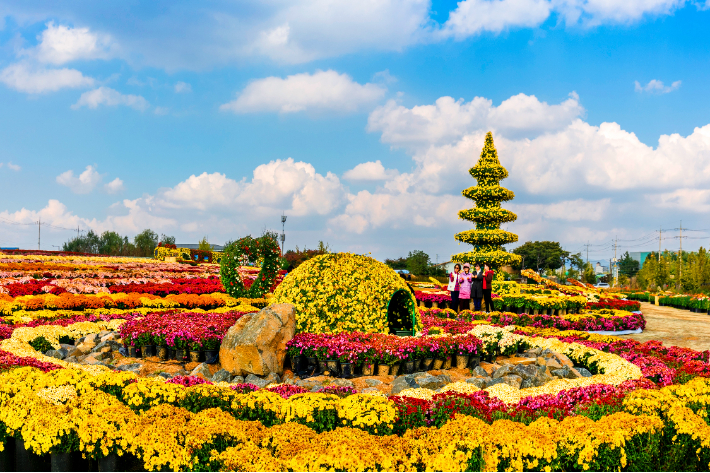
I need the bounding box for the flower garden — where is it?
[2,134,710,472]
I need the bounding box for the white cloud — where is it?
[159,158,346,216]
[56,165,102,194]
[31,21,114,65]
[174,81,192,93]
[509,199,611,222]
[439,0,552,39]
[368,93,583,149]
[650,188,710,213]
[72,87,150,111]
[104,178,125,194]
[366,93,710,197]
[0,62,94,94]
[154,106,170,115]
[634,79,682,94]
[0,162,21,171]
[343,161,399,181]
[220,70,386,114]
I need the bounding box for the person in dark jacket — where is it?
[471,263,484,311]
[482,262,495,313]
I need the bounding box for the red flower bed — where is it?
[119,310,248,350]
[586,298,640,311]
[0,349,62,372]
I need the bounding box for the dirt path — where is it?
[615,302,710,351]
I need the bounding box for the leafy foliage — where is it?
[220,235,281,298]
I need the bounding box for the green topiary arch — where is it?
[272,253,418,334]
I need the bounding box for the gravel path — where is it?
[614,302,710,352]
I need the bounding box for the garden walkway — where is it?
[616,302,710,352]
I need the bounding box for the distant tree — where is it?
[406,250,430,276]
[582,262,597,284]
[134,229,158,257]
[63,230,101,254]
[98,231,124,255]
[198,236,212,251]
[513,241,569,272]
[618,251,640,277]
[160,234,176,246]
[283,241,330,271]
[384,257,407,270]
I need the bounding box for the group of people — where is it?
[448,262,494,313]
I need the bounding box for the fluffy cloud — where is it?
[509,199,611,222]
[158,158,345,216]
[104,178,125,194]
[0,162,21,171]
[31,21,114,65]
[367,93,710,196]
[220,70,386,114]
[635,79,682,94]
[650,188,710,213]
[56,165,102,194]
[174,81,192,93]
[368,93,584,149]
[343,161,398,181]
[0,62,94,94]
[72,87,150,111]
[0,1,698,69]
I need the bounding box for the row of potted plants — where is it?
[118,310,248,361]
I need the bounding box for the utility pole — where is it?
[658,227,662,262]
[77,225,80,239]
[37,218,41,250]
[679,220,683,288]
[613,235,618,286]
[584,241,591,264]
[280,213,287,258]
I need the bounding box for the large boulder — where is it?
[219,303,296,377]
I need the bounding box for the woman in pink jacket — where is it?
[458,263,474,312]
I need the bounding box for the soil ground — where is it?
[615,302,710,351]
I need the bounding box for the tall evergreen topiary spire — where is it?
[451,132,522,270]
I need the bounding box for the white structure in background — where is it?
[594,262,609,275]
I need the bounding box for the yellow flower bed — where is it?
[273,253,417,334]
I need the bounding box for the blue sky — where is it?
[1,0,710,264]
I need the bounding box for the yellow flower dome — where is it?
[272,253,418,334]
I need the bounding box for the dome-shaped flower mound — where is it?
[272,253,417,334]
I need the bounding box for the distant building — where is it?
[176,244,224,251]
[628,251,654,269]
[594,262,609,275]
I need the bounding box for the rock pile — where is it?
[464,347,592,390]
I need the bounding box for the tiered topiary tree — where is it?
[451,132,521,275]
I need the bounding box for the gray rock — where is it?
[190,363,213,380]
[513,364,539,380]
[64,356,78,364]
[264,372,281,385]
[329,378,355,388]
[365,379,383,387]
[391,375,420,395]
[492,365,515,379]
[361,387,381,394]
[500,375,522,389]
[465,377,490,389]
[414,374,447,390]
[173,369,190,377]
[46,348,68,360]
[485,378,505,388]
[116,363,143,374]
[211,369,232,383]
[98,330,112,338]
[551,367,571,379]
[231,375,245,384]
[84,333,100,344]
[282,375,297,386]
[472,366,489,377]
[59,343,74,350]
[93,340,122,352]
[574,367,592,377]
[244,373,269,389]
[158,372,172,379]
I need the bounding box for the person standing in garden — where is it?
[447,263,462,313]
[483,262,495,313]
[458,263,474,312]
[471,263,484,311]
